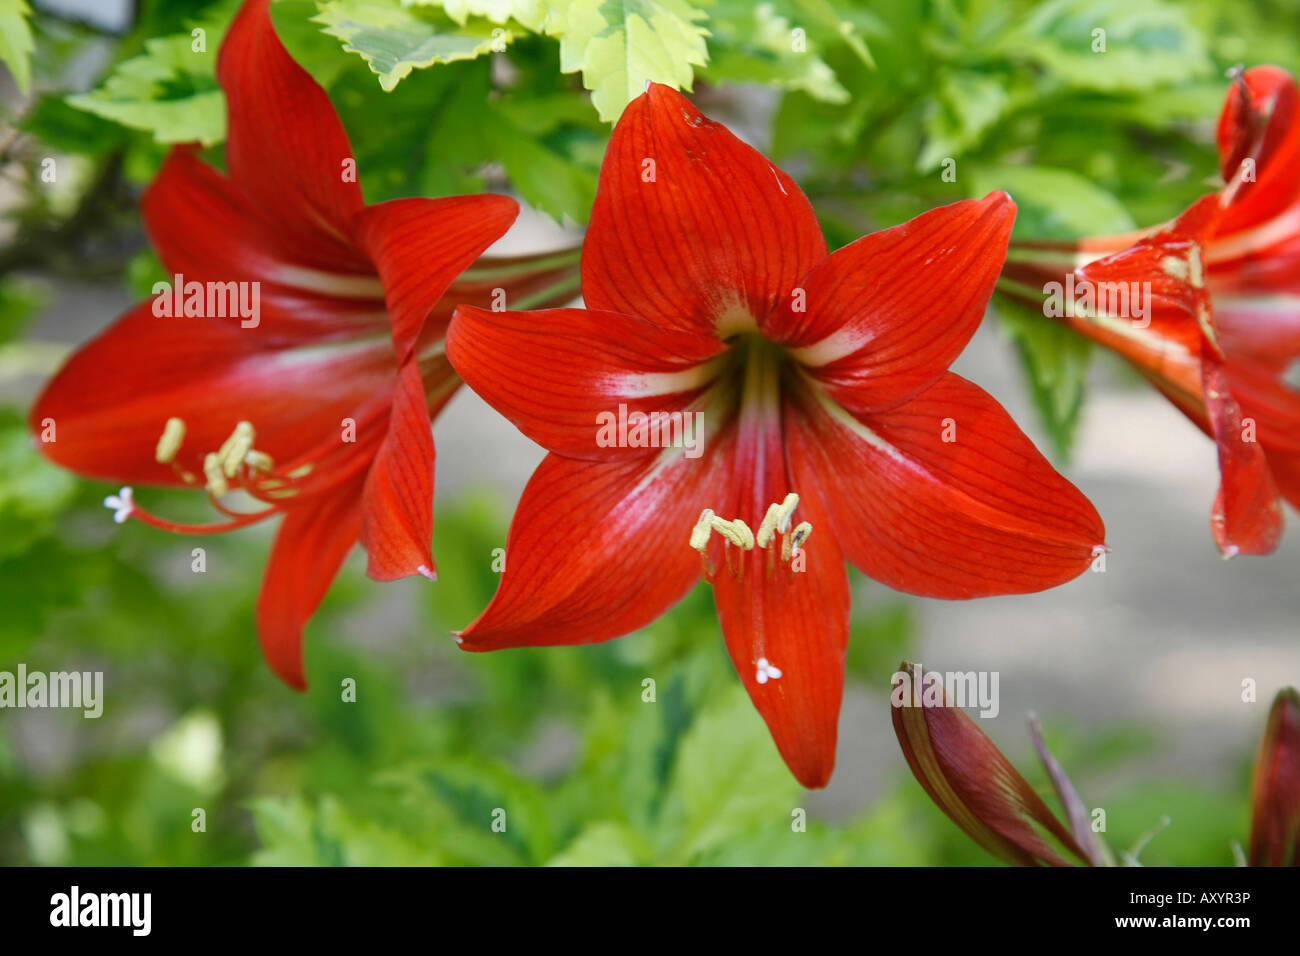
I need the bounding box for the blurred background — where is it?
[1,0,1298,865]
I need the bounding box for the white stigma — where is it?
[103,486,135,524]
[755,657,783,684]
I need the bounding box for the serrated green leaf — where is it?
[0,0,34,93]
[409,0,550,32]
[65,29,226,145]
[917,69,1011,172]
[483,103,598,222]
[315,0,511,91]
[548,0,710,122]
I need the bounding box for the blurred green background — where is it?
[2,0,1298,865]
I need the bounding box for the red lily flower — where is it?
[1001,66,1300,556]
[28,0,576,688]
[893,661,1300,867]
[445,84,1105,788]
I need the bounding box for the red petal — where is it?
[28,300,396,486]
[217,0,369,273]
[1216,66,1300,241]
[706,415,849,789]
[350,195,519,362]
[141,147,388,340]
[581,83,826,336]
[456,446,727,650]
[256,481,365,689]
[1249,687,1300,866]
[779,194,1015,412]
[891,661,1088,866]
[358,357,439,581]
[446,305,724,460]
[791,372,1104,598]
[1203,358,1284,555]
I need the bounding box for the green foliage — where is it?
[0,0,34,93]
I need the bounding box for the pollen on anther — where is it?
[154,417,186,464]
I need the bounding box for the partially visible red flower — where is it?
[1250,687,1300,866]
[1002,66,1300,556]
[28,0,576,687]
[446,84,1105,788]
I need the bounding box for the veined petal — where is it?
[447,305,725,460]
[1204,358,1284,556]
[358,357,441,581]
[582,83,826,336]
[1249,687,1300,866]
[781,194,1015,413]
[1216,66,1300,241]
[706,438,849,790]
[217,0,369,273]
[141,147,388,341]
[28,299,396,486]
[350,195,519,362]
[257,478,365,689]
[890,660,1089,866]
[792,372,1104,598]
[455,443,728,650]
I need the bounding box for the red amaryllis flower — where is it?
[28,0,576,688]
[1250,687,1300,866]
[894,661,1300,867]
[1001,66,1300,556]
[445,84,1105,788]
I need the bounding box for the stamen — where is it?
[756,492,800,547]
[216,421,255,478]
[154,418,186,464]
[203,453,229,497]
[781,521,813,562]
[710,515,754,550]
[689,509,715,551]
[103,487,135,524]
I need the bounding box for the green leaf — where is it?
[545,821,650,865]
[65,22,228,146]
[314,0,512,92]
[547,0,710,122]
[969,162,1136,239]
[917,69,1011,172]
[0,412,78,562]
[703,0,848,104]
[410,0,550,32]
[0,0,33,93]
[998,0,1210,93]
[660,687,802,860]
[994,296,1093,459]
[483,103,599,222]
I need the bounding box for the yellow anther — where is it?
[689,509,715,551]
[243,449,275,473]
[203,453,229,497]
[756,493,800,547]
[216,421,256,478]
[154,417,186,464]
[710,515,754,550]
[782,521,813,562]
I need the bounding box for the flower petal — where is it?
[256,480,365,689]
[456,445,727,650]
[706,430,849,789]
[358,357,445,581]
[1216,66,1300,241]
[1204,357,1284,556]
[781,194,1015,413]
[1248,687,1300,866]
[791,372,1104,598]
[447,305,724,460]
[217,0,368,272]
[890,660,1089,866]
[350,195,520,362]
[28,300,396,486]
[581,83,826,336]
